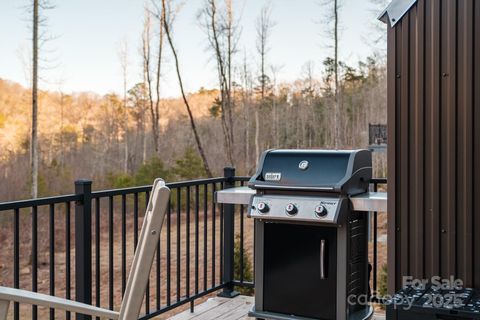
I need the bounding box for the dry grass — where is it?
[0,200,385,319]
[0,199,254,320]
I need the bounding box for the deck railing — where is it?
[0,170,386,319]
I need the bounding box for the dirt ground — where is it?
[0,199,386,320]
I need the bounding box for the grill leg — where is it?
[0,300,10,320]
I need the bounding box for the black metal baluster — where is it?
[240,203,244,283]
[155,188,161,311]
[121,194,127,296]
[212,183,216,287]
[13,208,19,320]
[176,188,181,302]
[65,202,71,320]
[191,185,199,313]
[167,200,171,306]
[253,213,256,284]
[203,184,208,291]
[219,182,224,285]
[134,193,139,248]
[373,182,378,296]
[95,198,100,320]
[195,185,199,295]
[49,204,55,320]
[240,181,245,283]
[186,186,190,299]
[108,196,114,310]
[156,238,161,311]
[145,191,150,314]
[32,205,38,320]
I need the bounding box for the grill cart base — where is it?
[248,305,374,320]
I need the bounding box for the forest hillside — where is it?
[0,54,386,202]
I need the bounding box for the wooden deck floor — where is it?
[168,296,386,320]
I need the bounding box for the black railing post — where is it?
[75,180,92,320]
[218,167,239,298]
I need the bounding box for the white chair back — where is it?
[118,178,170,319]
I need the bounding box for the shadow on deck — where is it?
[168,296,386,320]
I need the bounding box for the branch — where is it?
[162,0,213,177]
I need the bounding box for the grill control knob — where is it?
[285,203,298,215]
[315,205,328,217]
[257,202,269,214]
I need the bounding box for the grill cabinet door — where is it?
[263,222,337,319]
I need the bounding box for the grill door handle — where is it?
[320,239,327,279]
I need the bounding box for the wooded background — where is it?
[0,0,388,201]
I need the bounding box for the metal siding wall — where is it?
[388,0,480,292]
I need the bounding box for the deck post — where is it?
[75,180,93,320]
[218,167,240,298]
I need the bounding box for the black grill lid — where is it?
[248,149,372,195]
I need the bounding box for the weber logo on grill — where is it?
[264,172,282,181]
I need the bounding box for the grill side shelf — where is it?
[349,192,387,212]
[214,186,255,205]
[215,187,387,212]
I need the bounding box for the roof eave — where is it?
[378,0,418,27]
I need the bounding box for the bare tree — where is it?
[31,0,39,198]
[256,4,274,100]
[199,0,239,166]
[128,83,149,166]
[368,0,389,51]
[118,39,129,173]
[270,64,283,147]
[29,0,54,198]
[240,50,253,173]
[254,4,274,162]
[319,0,343,148]
[333,0,341,148]
[142,5,164,155]
[161,0,213,177]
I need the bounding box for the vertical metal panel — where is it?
[424,0,441,282]
[388,0,480,292]
[457,0,474,286]
[399,12,411,280]
[440,0,456,280]
[386,14,397,293]
[412,0,425,279]
[407,4,419,277]
[473,0,480,289]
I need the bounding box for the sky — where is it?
[0,0,387,98]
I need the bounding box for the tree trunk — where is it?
[154,14,164,155]
[142,11,161,155]
[226,0,235,152]
[245,99,250,173]
[123,106,129,172]
[333,0,340,149]
[120,42,129,173]
[243,54,251,174]
[162,0,213,177]
[254,107,259,165]
[142,114,147,165]
[31,0,39,198]
[204,0,234,166]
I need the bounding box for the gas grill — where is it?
[247,149,374,320]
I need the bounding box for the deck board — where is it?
[168,296,386,320]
